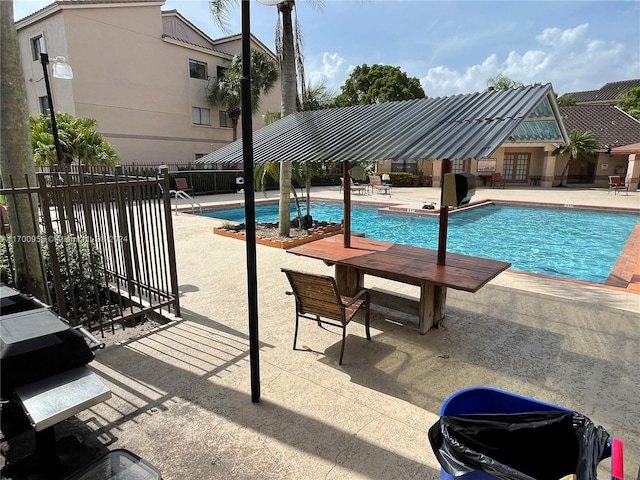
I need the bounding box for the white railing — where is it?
[170,190,202,215]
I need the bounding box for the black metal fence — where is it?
[114,163,343,195]
[1,165,180,335]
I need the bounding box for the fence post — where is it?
[115,165,136,297]
[161,168,180,317]
[37,173,67,318]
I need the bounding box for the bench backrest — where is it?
[282,269,345,323]
[370,176,382,186]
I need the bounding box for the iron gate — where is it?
[1,165,180,335]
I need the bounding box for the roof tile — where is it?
[559,105,640,149]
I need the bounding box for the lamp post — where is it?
[240,0,260,404]
[241,0,285,404]
[40,53,73,165]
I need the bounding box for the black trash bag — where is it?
[428,410,611,480]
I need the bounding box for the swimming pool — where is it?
[202,202,639,284]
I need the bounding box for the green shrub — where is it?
[41,233,108,325]
[374,172,413,186]
[0,236,14,285]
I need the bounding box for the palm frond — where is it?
[293,6,307,107]
[209,0,238,33]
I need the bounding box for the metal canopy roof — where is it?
[196,84,567,165]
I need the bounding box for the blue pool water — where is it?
[202,202,639,284]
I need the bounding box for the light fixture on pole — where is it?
[40,53,73,165]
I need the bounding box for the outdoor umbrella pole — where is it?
[241,0,260,403]
[437,159,451,266]
[343,161,351,248]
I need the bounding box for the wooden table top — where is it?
[288,235,511,293]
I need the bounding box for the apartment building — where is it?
[16,0,282,165]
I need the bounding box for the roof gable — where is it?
[162,10,218,51]
[197,84,567,165]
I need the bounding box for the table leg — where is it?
[335,265,363,296]
[418,284,447,334]
[35,426,59,467]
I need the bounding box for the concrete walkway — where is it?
[2,185,639,479]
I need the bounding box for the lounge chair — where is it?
[491,172,505,188]
[369,175,391,195]
[340,177,367,195]
[281,268,371,365]
[608,176,629,195]
[174,177,193,195]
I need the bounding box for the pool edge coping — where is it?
[192,197,639,294]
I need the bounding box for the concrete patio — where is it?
[2,185,639,479]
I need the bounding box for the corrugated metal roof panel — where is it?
[197,84,566,165]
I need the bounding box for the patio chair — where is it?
[174,177,193,195]
[369,175,391,195]
[491,172,505,188]
[340,177,367,195]
[608,176,629,195]
[281,268,371,365]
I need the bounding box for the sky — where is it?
[13,0,640,98]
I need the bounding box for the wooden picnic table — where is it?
[288,235,511,333]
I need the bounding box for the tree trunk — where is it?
[305,163,311,215]
[277,1,296,237]
[558,155,572,187]
[0,0,50,302]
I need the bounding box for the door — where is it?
[503,153,530,182]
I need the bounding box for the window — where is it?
[219,111,232,128]
[189,59,207,79]
[503,153,530,181]
[390,160,417,174]
[216,65,228,79]
[39,96,50,114]
[192,107,210,125]
[194,153,206,160]
[31,35,45,61]
[451,159,464,173]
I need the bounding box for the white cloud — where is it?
[307,52,346,87]
[420,24,637,97]
[420,55,500,98]
[536,24,589,47]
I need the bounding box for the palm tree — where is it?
[30,113,118,166]
[258,81,334,223]
[487,74,524,90]
[272,0,323,236]
[301,80,336,110]
[207,49,278,141]
[553,130,599,187]
[210,0,322,236]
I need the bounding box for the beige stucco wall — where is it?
[17,3,281,165]
[554,152,627,187]
[19,12,76,115]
